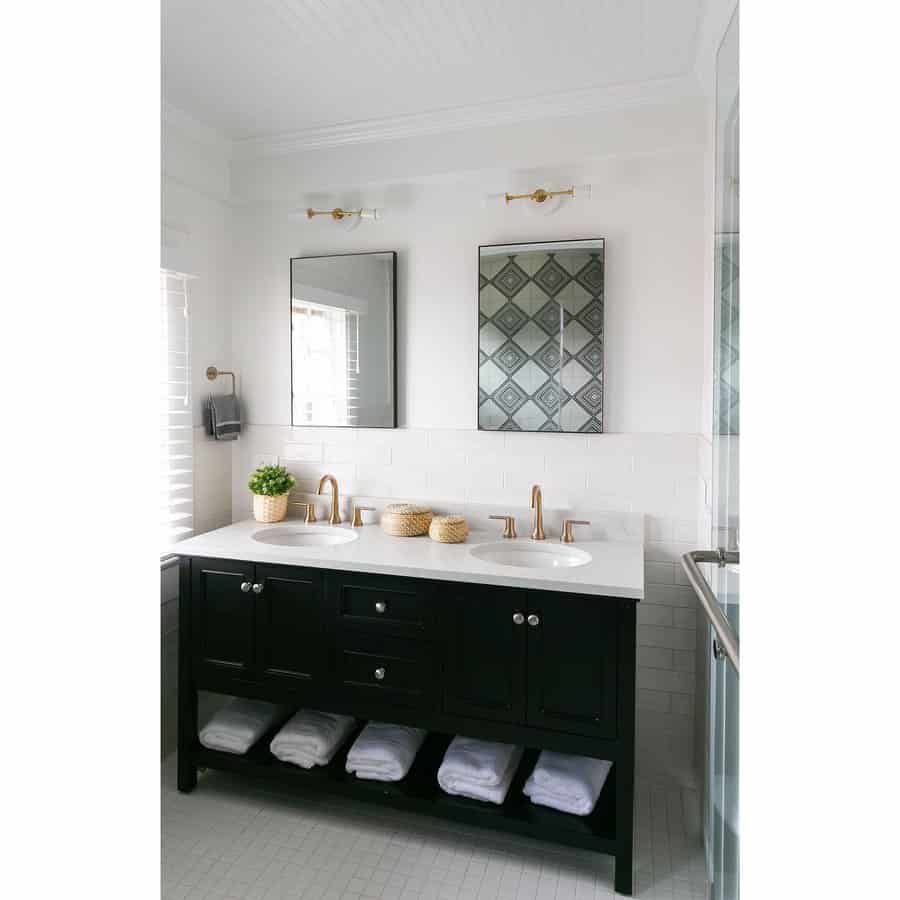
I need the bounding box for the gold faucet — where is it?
[317,474,341,525]
[530,484,545,541]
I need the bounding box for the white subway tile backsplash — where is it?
[638,646,675,669]
[639,625,696,651]
[645,584,697,608]
[671,693,694,716]
[637,667,695,695]
[672,607,697,629]
[282,442,323,462]
[638,604,675,627]
[321,442,359,464]
[672,650,696,672]
[637,688,672,713]
[646,561,677,585]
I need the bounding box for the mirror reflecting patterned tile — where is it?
[479,239,604,432]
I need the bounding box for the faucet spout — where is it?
[317,474,341,525]
[530,484,545,541]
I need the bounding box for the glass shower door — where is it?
[709,7,739,900]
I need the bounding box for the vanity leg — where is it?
[177,557,197,793]
[615,600,637,896]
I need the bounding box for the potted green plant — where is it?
[248,464,296,523]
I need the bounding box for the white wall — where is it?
[162,110,234,534]
[226,101,710,786]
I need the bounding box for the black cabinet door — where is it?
[191,558,256,681]
[254,564,325,688]
[442,583,527,723]
[525,593,619,739]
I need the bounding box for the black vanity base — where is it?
[177,557,636,895]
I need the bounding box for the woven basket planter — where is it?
[252,492,289,523]
[428,515,469,544]
[380,503,433,537]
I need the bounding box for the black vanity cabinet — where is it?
[525,593,620,739]
[190,558,326,691]
[442,582,528,723]
[178,557,637,895]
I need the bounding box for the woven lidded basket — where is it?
[428,515,469,544]
[252,493,289,524]
[380,503,433,537]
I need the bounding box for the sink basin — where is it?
[251,526,359,548]
[469,541,591,569]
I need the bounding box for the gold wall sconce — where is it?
[305,207,381,221]
[486,184,591,216]
[504,187,575,205]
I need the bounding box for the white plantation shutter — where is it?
[161,270,194,547]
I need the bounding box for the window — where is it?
[291,300,360,426]
[160,270,194,547]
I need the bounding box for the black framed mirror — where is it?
[290,251,397,428]
[478,239,604,432]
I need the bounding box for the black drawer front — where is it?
[331,573,434,637]
[336,634,435,710]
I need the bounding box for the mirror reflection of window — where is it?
[291,302,360,426]
[290,252,396,428]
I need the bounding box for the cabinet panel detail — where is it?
[526,594,618,738]
[442,584,526,723]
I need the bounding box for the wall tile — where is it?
[672,607,697,629]
[639,625,696,652]
[637,667,695,695]
[637,689,672,713]
[282,442,323,462]
[672,650,696,672]
[638,604,675,627]
[638,646,675,669]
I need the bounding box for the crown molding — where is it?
[231,74,702,161]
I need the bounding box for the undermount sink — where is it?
[251,526,359,548]
[469,541,591,569]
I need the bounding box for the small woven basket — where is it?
[428,515,469,544]
[252,493,289,523]
[380,503,433,537]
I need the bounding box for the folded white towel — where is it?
[270,710,357,769]
[345,721,427,782]
[198,698,286,755]
[523,751,612,816]
[437,736,523,805]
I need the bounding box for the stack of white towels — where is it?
[345,721,427,782]
[523,750,612,816]
[269,710,357,769]
[437,736,523,805]
[198,698,288,755]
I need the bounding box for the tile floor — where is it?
[162,757,707,900]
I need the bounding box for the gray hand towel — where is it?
[207,393,241,441]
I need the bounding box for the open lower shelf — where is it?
[191,726,617,854]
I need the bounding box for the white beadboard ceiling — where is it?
[163,0,706,146]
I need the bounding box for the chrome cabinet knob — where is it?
[251,583,264,594]
[527,613,540,627]
[374,667,386,681]
[240,581,252,593]
[512,612,525,625]
[375,600,387,614]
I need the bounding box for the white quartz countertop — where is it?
[171,519,644,600]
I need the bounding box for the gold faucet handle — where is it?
[489,515,517,539]
[561,519,590,543]
[352,506,375,527]
[290,500,317,523]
